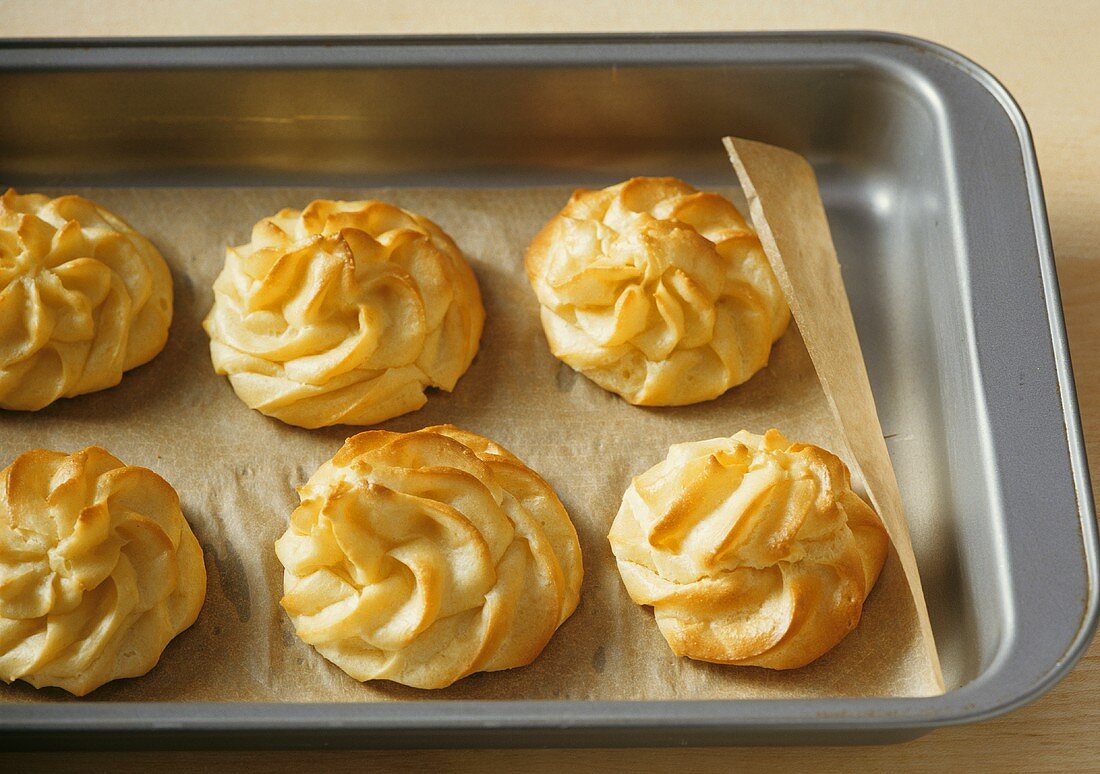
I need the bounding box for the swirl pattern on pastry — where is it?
[275,425,583,689]
[609,429,888,669]
[0,447,206,695]
[204,200,485,428]
[525,177,789,405]
[0,189,173,411]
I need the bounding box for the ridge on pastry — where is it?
[0,446,206,696]
[275,424,583,689]
[525,177,790,406]
[204,200,485,429]
[609,429,888,669]
[0,189,174,411]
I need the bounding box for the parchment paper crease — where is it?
[0,166,942,701]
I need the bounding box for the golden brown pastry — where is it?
[0,189,173,410]
[609,429,888,669]
[0,447,206,695]
[525,177,789,405]
[275,425,582,688]
[204,199,485,428]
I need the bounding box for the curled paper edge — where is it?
[724,136,945,692]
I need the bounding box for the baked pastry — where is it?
[204,199,485,428]
[526,177,789,405]
[276,425,582,688]
[609,429,888,669]
[0,447,206,695]
[0,189,173,410]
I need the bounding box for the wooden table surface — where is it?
[3,1,1098,771]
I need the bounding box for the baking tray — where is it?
[0,31,1094,749]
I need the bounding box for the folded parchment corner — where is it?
[724,135,945,693]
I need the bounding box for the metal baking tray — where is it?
[0,32,1094,749]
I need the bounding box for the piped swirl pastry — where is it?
[275,425,582,689]
[204,199,485,428]
[0,447,206,695]
[609,429,888,669]
[525,177,789,405]
[0,189,173,410]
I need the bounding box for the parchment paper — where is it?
[0,178,942,702]
[726,138,945,691]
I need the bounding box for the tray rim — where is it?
[0,29,1094,747]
